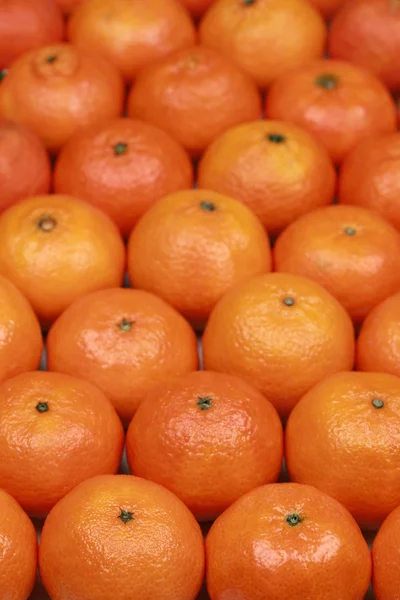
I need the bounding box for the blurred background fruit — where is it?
[0,194,125,328]
[286,371,400,529]
[274,204,400,325]
[128,189,272,328]
[199,0,326,88]
[47,288,199,424]
[67,0,196,82]
[203,272,355,419]
[0,44,124,152]
[198,120,336,238]
[266,59,397,164]
[372,504,400,600]
[39,475,205,600]
[0,0,64,70]
[127,45,261,157]
[54,118,194,239]
[127,370,283,520]
[206,482,371,600]
[0,371,124,517]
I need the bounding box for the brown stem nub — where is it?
[286,513,302,527]
[36,402,49,413]
[38,216,56,232]
[197,397,213,410]
[118,509,133,524]
[119,319,133,333]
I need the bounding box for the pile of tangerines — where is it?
[1,0,400,599]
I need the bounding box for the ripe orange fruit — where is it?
[356,292,400,378]
[286,371,400,529]
[266,59,397,164]
[339,133,400,232]
[40,474,205,600]
[0,488,37,600]
[198,0,326,89]
[372,504,400,600]
[274,204,400,325]
[203,272,355,419]
[308,0,345,19]
[206,482,371,600]
[67,0,196,83]
[329,0,400,93]
[56,0,82,13]
[0,44,124,153]
[0,119,51,214]
[0,371,124,518]
[127,189,272,329]
[127,45,261,157]
[0,0,64,69]
[197,120,336,238]
[54,118,194,238]
[0,275,43,383]
[126,370,283,521]
[0,194,125,328]
[47,288,199,424]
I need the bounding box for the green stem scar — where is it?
[0,69,7,82]
[36,402,49,413]
[344,226,357,236]
[46,55,57,64]
[372,398,384,409]
[197,397,213,410]
[119,319,133,332]
[200,201,216,212]
[38,216,56,232]
[283,297,295,307]
[286,513,302,527]
[316,74,339,90]
[267,133,285,144]
[113,142,127,156]
[118,509,133,524]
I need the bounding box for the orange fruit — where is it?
[339,133,400,232]
[0,488,37,600]
[126,370,283,521]
[47,288,199,424]
[127,45,261,157]
[0,371,124,518]
[54,118,194,238]
[0,0,64,70]
[274,204,400,325]
[0,275,43,382]
[67,0,196,83]
[0,44,124,153]
[39,474,205,600]
[372,504,400,600]
[0,194,125,328]
[56,0,82,13]
[308,0,346,20]
[286,371,400,529]
[197,120,336,238]
[127,189,272,329]
[198,0,326,89]
[202,272,355,419]
[0,119,51,213]
[206,482,371,600]
[266,59,397,165]
[356,292,400,378]
[329,0,400,93]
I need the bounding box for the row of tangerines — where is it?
[2,365,400,599]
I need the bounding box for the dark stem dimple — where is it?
[315,73,339,90]
[197,397,213,410]
[0,69,7,82]
[37,216,56,232]
[286,513,302,527]
[113,142,128,156]
[372,398,384,409]
[344,226,357,236]
[36,402,49,413]
[46,55,57,64]
[119,319,133,333]
[200,201,216,212]
[242,0,255,5]
[283,297,295,307]
[118,509,133,524]
[267,133,286,144]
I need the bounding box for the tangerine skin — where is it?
[47,288,199,424]
[206,482,371,600]
[0,371,124,518]
[0,274,43,383]
[127,370,283,521]
[266,59,397,164]
[372,504,400,600]
[202,272,355,419]
[39,474,205,600]
[286,371,400,530]
[0,44,124,153]
[0,488,38,600]
[54,118,194,238]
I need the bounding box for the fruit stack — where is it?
[0,0,400,599]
